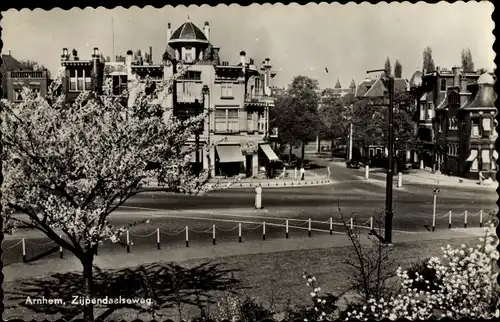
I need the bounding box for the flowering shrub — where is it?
[345,219,499,320]
[285,273,339,322]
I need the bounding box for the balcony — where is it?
[176,92,203,103]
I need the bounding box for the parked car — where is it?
[346,159,360,169]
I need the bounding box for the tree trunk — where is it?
[288,145,292,163]
[82,256,95,320]
[330,139,334,157]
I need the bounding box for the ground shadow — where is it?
[6,261,246,321]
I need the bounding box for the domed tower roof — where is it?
[169,19,208,44]
[477,72,495,85]
[410,70,423,88]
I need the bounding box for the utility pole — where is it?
[367,68,394,244]
[349,122,353,160]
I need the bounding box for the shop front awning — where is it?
[181,145,203,163]
[493,150,498,160]
[259,144,280,161]
[466,149,478,162]
[216,145,245,163]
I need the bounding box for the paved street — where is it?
[2,158,495,266]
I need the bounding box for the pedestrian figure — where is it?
[300,166,305,180]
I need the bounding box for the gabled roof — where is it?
[1,54,22,71]
[359,77,409,98]
[355,78,377,97]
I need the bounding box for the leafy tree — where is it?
[422,47,435,72]
[461,48,475,72]
[394,60,403,78]
[272,75,320,163]
[317,92,356,151]
[384,57,392,77]
[348,91,421,157]
[1,67,225,320]
[18,60,51,78]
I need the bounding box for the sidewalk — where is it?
[3,226,488,283]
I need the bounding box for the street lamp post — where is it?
[367,68,394,244]
[432,188,440,232]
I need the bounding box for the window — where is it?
[112,75,127,95]
[215,109,226,132]
[449,92,459,105]
[14,89,23,101]
[221,83,234,98]
[471,119,480,136]
[427,103,434,120]
[440,79,447,91]
[70,69,91,92]
[182,82,192,95]
[448,117,458,130]
[420,105,425,121]
[481,150,490,171]
[228,110,239,132]
[482,118,492,134]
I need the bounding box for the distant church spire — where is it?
[349,78,357,92]
[335,79,341,89]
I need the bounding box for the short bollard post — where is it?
[255,186,262,209]
[370,217,373,230]
[294,167,297,180]
[126,230,130,252]
[464,211,468,228]
[238,223,242,243]
[432,191,437,232]
[397,172,403,188]
[365,165,369,180]
[186,226,189,247]
[350,218,353,230]
[156,228,161,250]
[479,210,483,228]
[329,217,333,235]
[263,221,266,240]
[308,218,311,237]
[22,238,27,263]
[286,220,289,239]
[212,224,216,245]
[59,235,63,259]
[448,211,452,229]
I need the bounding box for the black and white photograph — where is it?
[0,1,498,321]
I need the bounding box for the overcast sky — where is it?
[1,2,495,89]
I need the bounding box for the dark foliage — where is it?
[406,258,441,292]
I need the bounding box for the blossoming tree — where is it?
[1,67,224,320]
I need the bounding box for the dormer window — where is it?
[440,79,447,91]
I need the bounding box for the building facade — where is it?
[59,47,104,102]
[409,66,496,179]
[60,19,278,178]
[433,71,497,179]
[6,70,50,102]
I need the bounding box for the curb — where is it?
[213,179,333,189]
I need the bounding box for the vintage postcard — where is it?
[0,1,497,321]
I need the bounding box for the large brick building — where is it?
[409,66,496,180]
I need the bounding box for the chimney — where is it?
[264,58,272,95]
[436,66,440,73]
[167,23,172,42]
[61,48,69,61]
[452,66,460,87]
[249,58,254,65]
[204,21,210,42]
[72,49,78,60]
[240,51,246,66]
[149,46,153,64]
[92,47,100,58]
[8,49,11,56]
[126,50,133,79]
